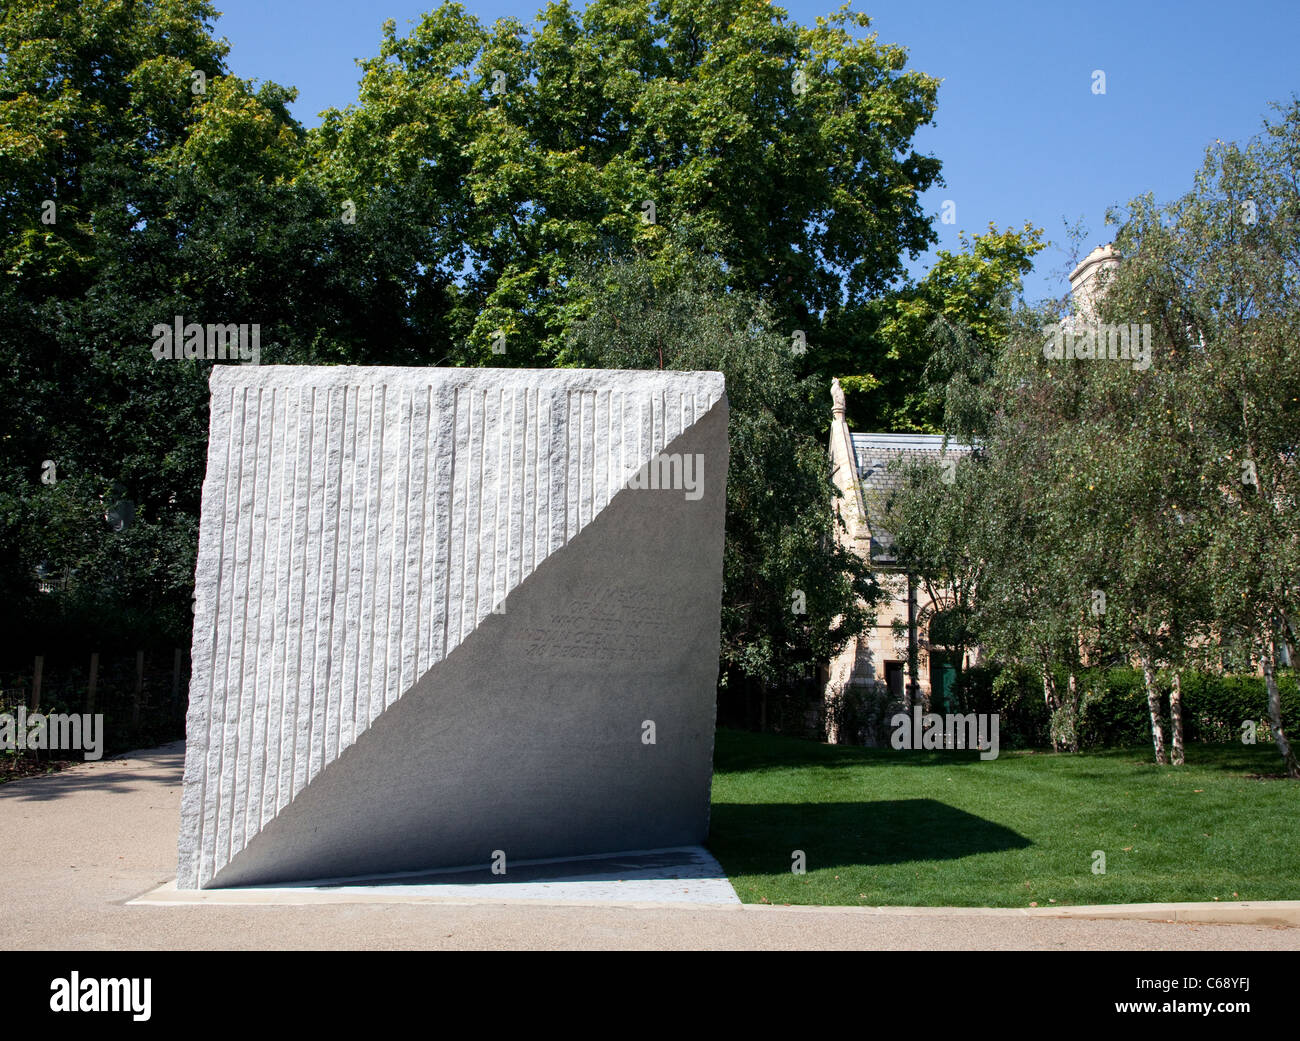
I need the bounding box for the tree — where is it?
[1049,318,1207,765]
[888,100,1300,772]
[564,247,879,723]
[882,447,984,706]
[887,302,1085,750]
[1104,99,1300,776]
[829,222,1045,432]
[309,0,943,366]
[0,0,450,652]
[0,0,234,648]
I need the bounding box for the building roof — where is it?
[849,432,975,563]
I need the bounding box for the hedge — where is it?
[954,664,1298,750]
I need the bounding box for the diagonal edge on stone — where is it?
[204,397,728,888]
[178,366,726,889]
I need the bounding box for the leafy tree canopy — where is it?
[308,0,943,365]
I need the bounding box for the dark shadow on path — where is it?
[0,741,184,802]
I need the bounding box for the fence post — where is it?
[132,650,144,728]
[32,655,42,712]
[86,652,98,713]
[172,648,183,718]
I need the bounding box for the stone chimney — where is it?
[1068,243,1120,319]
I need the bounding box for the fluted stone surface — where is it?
[178,366,728,889]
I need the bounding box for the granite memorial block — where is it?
[177,366,728,888]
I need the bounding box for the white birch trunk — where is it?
[1139,653,1167,766]
[1263,625,1300,778]
[1170,670,1184,766]
[1042,663,1059,752]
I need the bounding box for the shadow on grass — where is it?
[1039,743,1297,777]
[712,727,1001,775]
[714,728,1298,779]
[1177,743,1299,775]
[708,798,1031,874]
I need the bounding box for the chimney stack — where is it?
[1068,243,1120,319]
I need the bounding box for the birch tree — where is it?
[1106,100,1300,776]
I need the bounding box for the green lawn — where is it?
[706,727,1300,907]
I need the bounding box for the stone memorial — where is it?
[177,366,728,889]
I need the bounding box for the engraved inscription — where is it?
[512,585,675,661]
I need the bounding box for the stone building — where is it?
[820,243,1122,743]
[822,379,974,742]
[1066,242,1120,319]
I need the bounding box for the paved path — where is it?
[1,743,1296,951]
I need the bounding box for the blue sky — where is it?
[209,0,1299,303]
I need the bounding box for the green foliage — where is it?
[1079,669,1299,749]
[886,100,1300,771]
[827,222,1044,431]
[0,0,1050,718]
[824,681,897,747]
[1102,103,1300,651]
[564,249,879,685]
[309,0,943,365]
[966,665,1298,750]
[971,665,1048,749]
[0,0,234,650]
[0,0,463,656]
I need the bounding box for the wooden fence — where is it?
[0,648,189,760]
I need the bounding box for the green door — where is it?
[929,654,959,713]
